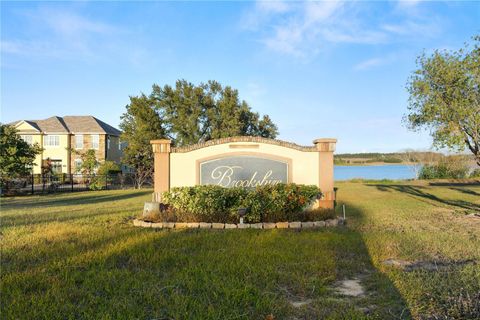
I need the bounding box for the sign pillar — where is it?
[150,139,171,202]
[314,138,337,209]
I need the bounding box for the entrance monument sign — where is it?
[199,155,288,188]
[151,136,337,208]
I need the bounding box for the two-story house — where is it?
[11,116,122,174]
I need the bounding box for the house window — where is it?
[44,135,60,147]
[74,159,83,173]
[118,141,121,150]
[20,135,33,145]
[91,134,99,150]
[107,136,110,150]
[51,160,62,174]
[75,135,84,149]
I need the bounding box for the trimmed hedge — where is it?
[160,183,324,223]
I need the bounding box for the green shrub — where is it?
[470,169,480,178]
[334,158,348,165]
[419,157,470,180]
[97,161,121,175]
[88,176,105,190]
[419,164,469,179]
[161,183,322,223]
[383,157,402,163]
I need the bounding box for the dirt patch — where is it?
[466,212,480,219]
[382,258,412,268]
[382,258,477,271]
[334,278,365,297]
[289,299,312,308]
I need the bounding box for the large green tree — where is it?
[0,124,42,188]
[405,35,480,166]
[120,80,279,187]
[120,94,166,188]
[151,80,278,146]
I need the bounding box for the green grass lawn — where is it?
[1,181,479,319]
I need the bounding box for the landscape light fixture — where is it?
[238,208,247,224]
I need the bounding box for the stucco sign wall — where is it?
[151,136,337,208]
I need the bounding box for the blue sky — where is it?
[1,1,479,153]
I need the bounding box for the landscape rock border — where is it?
[133,217,345,229]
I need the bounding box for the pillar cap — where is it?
[150,139,172,144]
[313,138,337,145]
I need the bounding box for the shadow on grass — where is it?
[368,184,480,211]
[331,204,412,319]
[448,187,480,197]
[428,180,480,186]
[1,190,152,209]
[1,209,132,228]
[1,226,146,274]
[0,190,151,228]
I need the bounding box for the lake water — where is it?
[335,165,416,181]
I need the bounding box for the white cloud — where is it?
[304,1,342,24]
[396,0,422,10]
[257,1,290,14]
[244,1,389,58]
[353,51,407,71]
[264,23,305,56]
[382,19,441,38]
[0,40,67,58]
[255,1,347,57]
[243,0,443,58]
[1,7,153,68]
[2,8,119,59]
[354,58,386,71]
[241,1,291,30]
[38,9,116,37]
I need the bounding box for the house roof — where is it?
[62,116,122,135]
[12,116,121,136]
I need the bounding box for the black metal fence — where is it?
[1,173,150,196]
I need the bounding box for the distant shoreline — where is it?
[335,162,415,167]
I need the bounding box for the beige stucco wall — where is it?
[16,122,37,132]
[30,134,43,174]
[15,122,71,173]
[16,132,70,174]
[170,142,319,188]
[16,121,43,173]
